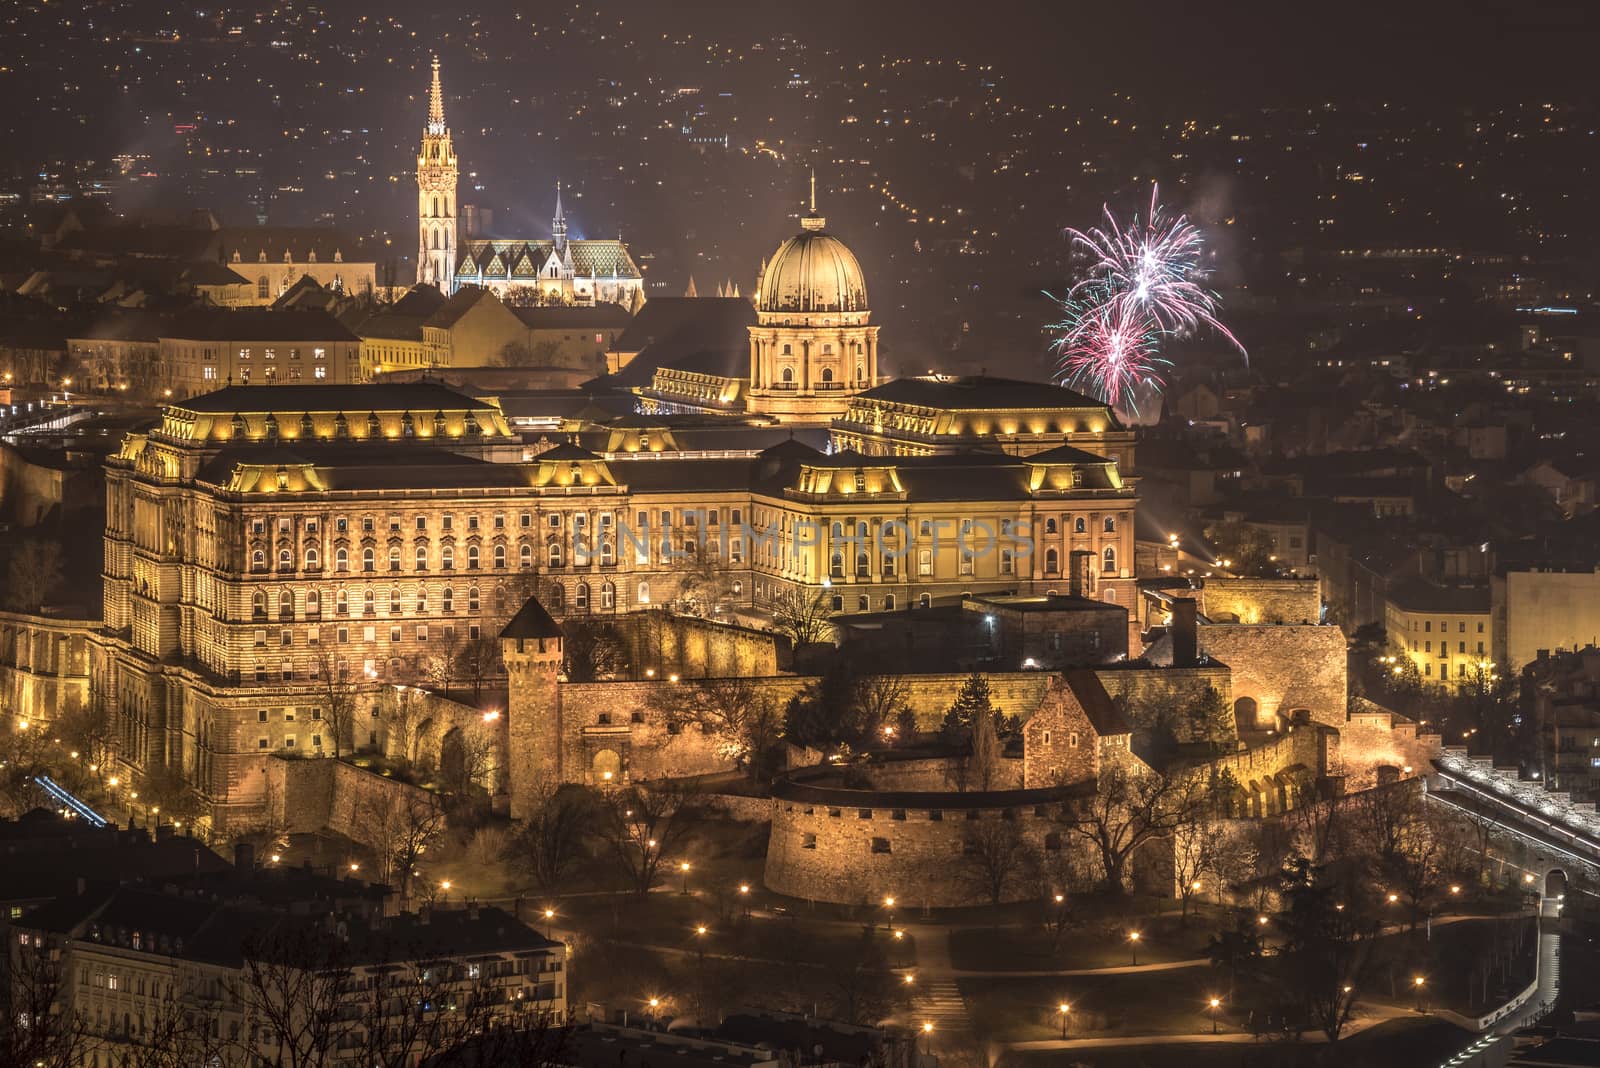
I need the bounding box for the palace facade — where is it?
[91,380,1134,830]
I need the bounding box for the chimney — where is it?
[234,841,256,872]
[1171,598,1198,667]
[1069,550,1094,598]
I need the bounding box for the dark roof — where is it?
[1387,578,1490,614]
[1024,443,1119,466]
[425,285,500,330]
[181,261,252,287]
[511,304,632,330]
[501,596,563,640]
[1065,669,1132,737]
[609,298,757,387]
[854,375,1113,412]
[163,308,359,343]
[531,442,601,462]
[173,383,496,414]
[391,284,449,318]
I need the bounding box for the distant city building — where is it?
[417,62,643,309]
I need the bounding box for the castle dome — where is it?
[757,218,868,315]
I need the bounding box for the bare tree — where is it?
[457,637,501,701]
[769,586,835,646]
[854,675,911,737]
[960,819,1032,906]
[826,927,908,1026]
[595,781,703,897]
[514,783,597,893]
[4,540,64,611]
[424,629,463,696]
[1065,761,1207,896]
[560,619,632,682]
[0,933,95,1068]
[440,723,497,799]
[314,648,360,758]
[649,677,782,780]
[356,788,447,905]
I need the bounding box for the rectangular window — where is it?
[363,625,376,642]
[416,625,428,642]
[390,626,401,643]
[284,736,296,749]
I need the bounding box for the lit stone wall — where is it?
[762,785,1085,907]
[1198,624,1348,730]
[0,611,93,724]
[1198,577,1322,625]
[265,755,440,847]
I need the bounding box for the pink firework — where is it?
[1051,299,1170,412]
[1066,183,1245,356]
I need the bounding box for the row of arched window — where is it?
[251,584,490,620]
[252,540,628,574]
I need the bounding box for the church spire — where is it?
[427,56,446,133]
[552,181,568,250]
[801,167,826,231]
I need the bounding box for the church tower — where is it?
[416,57,458,291]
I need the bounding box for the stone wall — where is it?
[1341,703,1441,792]
[617,611,784,678]
[0,441,66,526]
[0,610,93,723]
[862,755,1024,792]
[763,783,1088,907]
[1094,664,1233,750]
[264,755,440,848]
[1198,577,1321,625]
[1198,624,1347,730]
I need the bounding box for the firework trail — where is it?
[1050,183,1243,411]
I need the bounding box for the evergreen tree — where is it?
[944,673,996,736]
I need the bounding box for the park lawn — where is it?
[1359,915,1536,1017]
[948,910,1222,972]
[996,1017,1470,1068]
[959,968,1223,1040]
[558,890,917,969]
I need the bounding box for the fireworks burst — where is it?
[1049,297,1170,412]
[1050,183,1243,412]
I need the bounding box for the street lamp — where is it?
[1057,1002,1071,1039]
[1127,930,1141,966]
[1208,997,1221,1034]
[920,1022,934,1054]
[680,861,692,894]
[1413,975,1426,1012]
[884,894,897,931]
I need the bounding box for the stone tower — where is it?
[416,57,458,291]
[500,595,564,821]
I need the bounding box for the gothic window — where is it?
[432,196,440,217]
[258,276,269,299]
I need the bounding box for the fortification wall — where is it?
[619,612,784,678]
[1094,665,1233,749]
[0,442,66,526]
[1199,578,1321,625]
[1340,707,1441,791]
[265,756,440,847]
[762,789,1086,907]
[863,755,1024,792]
[1198,624,1347,729]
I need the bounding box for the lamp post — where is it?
[1057,1003,1071,1039]
[679,860,692,895]
[1127,930,1141,967]
[543,907,555,939]
[1208,997,1221,1034]
[920,1022,933,1055]
[1413,975,1426,1012]
[738,882,751,919]
[883,895,896,932]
